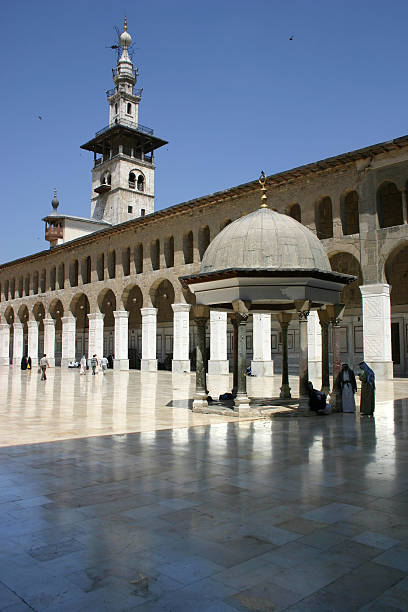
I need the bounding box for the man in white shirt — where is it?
[100,356,108,374]
[39,354,50,380]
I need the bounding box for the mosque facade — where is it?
[0,21,407,380]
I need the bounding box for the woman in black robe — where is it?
[21,356,27,370]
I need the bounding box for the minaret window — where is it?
[129,172,136,189]
[137,175,144,191]
[127,103,132,115]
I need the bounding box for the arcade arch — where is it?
[377,182,403,228]
[329,252,363,309]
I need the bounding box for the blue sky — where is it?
[1,0,408,262]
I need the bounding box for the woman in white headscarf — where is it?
[80,355,87,375]
[337,363,357,413]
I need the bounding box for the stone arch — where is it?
[122,247,130,276]
[33,302,46,356]
[134,243,143,274]
[183,231,194,264]
[164,235,174,268]
[377,182,403,228]
[70,293,90,360]
[288,203,301,223]
[150,279,175,324]
[4,306,14,363]
[49,299,64,364]
[17,304,29,357]
[341,190,359,235]
[150,239,160,271]
[69,260,79,287]
[384,242,408,306]
[316,196,333,239]
[9,279,15,300]
[4,306,14,325]
[107,250,116,279]
[123,284,143,369]
[329,252,363,309]
[220,218,232,231]
[97,288,116,328]
[198,225,210,260]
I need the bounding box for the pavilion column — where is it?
[87,313,104,361]
[251,313,274,377]
[43,316,55,367]
[278,313,292,399]
[318,309,330,395]
[360,284,393,380]
[13,322,24,365]
[113,310,129,370]
[307,310,322,380]
[208,310,229,374]
[295,300,311,415]
[327,304,345,412]
[0,323,10,366]
[232,300,251,414]
[231,314,239,394]
[192,306,209,411]
[171,303,191,373]
[27,321,39,367]
[61,315,76,367]
[140,307,158,371]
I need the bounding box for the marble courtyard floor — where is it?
[0,369,408,610]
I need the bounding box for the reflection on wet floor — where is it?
[0,368,408,609]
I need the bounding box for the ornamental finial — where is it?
[124,16,127,31]
[259,171,268,208]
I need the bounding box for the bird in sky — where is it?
[289,35,294,40]
[38,116,43,120]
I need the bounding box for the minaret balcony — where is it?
[94,183,111,194]
[45,224,63,241]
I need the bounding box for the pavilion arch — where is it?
[329,252,363,309]
[315,196,333,239]
[97,288,116,328]
[198,225,210,260]
[288,203,301,223]
[149,279,175,323]
[384,241,408,307]
[377,181,403,228]
[340,190,359,235]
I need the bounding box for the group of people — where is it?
[79,354,109,375]
[309,361,375,416]
[21,354,50,380]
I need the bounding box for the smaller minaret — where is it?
[81,18,167,225]
[44,189,63,247]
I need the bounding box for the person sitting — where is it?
[307,381,327,413]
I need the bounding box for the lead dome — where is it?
[200,207,331,273]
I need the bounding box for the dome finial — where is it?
[259,171,268,208]
[51,188,59,212]
[124,15,127,31]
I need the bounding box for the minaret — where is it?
[81,18,167,225]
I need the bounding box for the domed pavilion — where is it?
[180,174,355,415]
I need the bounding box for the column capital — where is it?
[61,314,75,323]
[171,303,191,314]
[0,323,10,330]
[360,283,391,298]
[141,307,158,317]
[317,308,330,325]
[277,312,292,327]
[326,303,345,326]
[113,310,130,319]
[13,321,23,329]
[193,305,209,320]
[295,300,311,321]
[27,320,38,329]
[43,317,56,327]
[88,312,105,321]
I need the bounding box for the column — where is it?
[318,309,330,395]
[113,310,129,370]
[307,310,322,380]
[360,284,393,380]
[231,314,239,395]
[61,315,76,367]
[43,317,55,367]
[13,322,23,365]
[401,187,408,223]
[0,324,10,366]
[295,300,310,415]
[278,313,292,399]
[141,307,157,371]
[172,303,191,373]
[251,313,274,377]
[208,310,229,374]
[327,304,345,412]
[27,320,39,367]
[88,313,104,361]
[232,300,251,414]
[192,306,209,411]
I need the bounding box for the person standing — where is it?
[27,356,32,370]
[100,356,108,375]
[80,355,87,375]
[21,356,27,370]
[336,363,357,413]
[90,354,98,375]
[39,354,50,380]
[359,362,375,416]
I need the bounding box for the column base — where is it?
[114,359,129,371]
[208,359,229,375]
[298,395,311,416]
[193,392,208,411]
[172,360,191,373]
[280,384,291,399]
[365,360,393,380]
[234,394,253,415]
[308,361,322,380]
[251,360,274,377]
[141,359,157,372]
